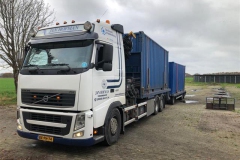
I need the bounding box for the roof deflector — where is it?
[111,24,124,34]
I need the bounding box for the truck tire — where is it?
[163,97,166,108]
[153,96,159,115]
[104,108,121,146]
[170,97,175,105]
[159,96,164,112]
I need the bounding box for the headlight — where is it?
[74,114,85,131]
[73,131,84,138]
[17,124,23,130]
[84,21,92,31]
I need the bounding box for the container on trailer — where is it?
[168,62,186,96]
[125,31,170,99]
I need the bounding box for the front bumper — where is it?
[17,130,96,146]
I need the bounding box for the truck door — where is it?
[92,42,117,107]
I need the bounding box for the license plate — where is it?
[38,135,54,142]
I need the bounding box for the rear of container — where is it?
[168,62,186,104]
[125,31,170,100]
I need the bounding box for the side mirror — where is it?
[103,44,113,62]
[102,63,112,71]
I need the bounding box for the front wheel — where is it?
[104,108,121,146]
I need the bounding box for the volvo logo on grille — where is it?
[43,95,49,102]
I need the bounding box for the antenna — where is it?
[100,9,108,19]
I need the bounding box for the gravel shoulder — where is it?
[0,85,240,160]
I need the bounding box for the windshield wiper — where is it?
[46,63,69,66]
[47,63,71,72]
[23,64,40,72]
[23,64,39,68]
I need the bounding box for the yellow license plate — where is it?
[38,135,54,142]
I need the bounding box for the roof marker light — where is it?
[106,20,110,24]
[72,20,75,23]
[56,22,59,25]
[96,19,100,23]
[64,21,67,24]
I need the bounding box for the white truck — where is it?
[17,20,171,146]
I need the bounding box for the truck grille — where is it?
[23,112,72,136]
[21,89,76,107]
[30,125,61,135]
[31,113,62,123]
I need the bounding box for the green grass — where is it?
[0,78,16,105]
[220,83,240,89]
[185,77,215,87]
[185,77,240,88]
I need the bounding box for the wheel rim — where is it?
[110,117,118,135]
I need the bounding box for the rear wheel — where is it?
[159,96,164,112]
[163,97,166,108]
[170,97,175,105]
[153,96,159,115]
[104,108,121,145]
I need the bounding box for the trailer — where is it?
[168,62,186,104]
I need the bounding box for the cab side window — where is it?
[96,44,104,70]
[95,43,113,71]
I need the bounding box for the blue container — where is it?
[168,62,186,96]
[125,31,170,99]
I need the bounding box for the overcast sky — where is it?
[1,0,239,74]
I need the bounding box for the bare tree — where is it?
[0,0,54,92]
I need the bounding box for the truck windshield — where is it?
[23,40,93,69]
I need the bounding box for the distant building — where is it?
[194,74,240,83]
[185,73,192,77]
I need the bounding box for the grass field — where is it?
[0,78,16,105]
[0,77,240,106]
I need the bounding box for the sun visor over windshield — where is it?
[30,32,98,45]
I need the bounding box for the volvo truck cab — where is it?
[17,20,126,146]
